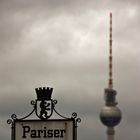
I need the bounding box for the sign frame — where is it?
[13,119,75,140]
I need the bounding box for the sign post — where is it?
[7,87,81,140]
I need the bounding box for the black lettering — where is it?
[43,127,47,138]
[47,130,53,138]
[54,130,59,137]
[22,126,30,138]
[38,130,44,138]
[60,129,66,138]
[31,130,37,138]
[22,126,66,138]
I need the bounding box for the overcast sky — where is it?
[0,0,140,140]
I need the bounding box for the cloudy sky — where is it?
[0,0,140,140]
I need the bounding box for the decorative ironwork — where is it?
[7,86,81,140]
[71,112,81,127]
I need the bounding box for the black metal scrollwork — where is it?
[7,114,17,125]
[72,112,77,119]
[7,119,13,125]
[71,112,81,127]
[7,87,81,124]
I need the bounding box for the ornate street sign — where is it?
[7,87,81,140]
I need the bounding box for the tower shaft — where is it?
[107,134,114,140]
[107,127,115,140]
[109,13,113,89]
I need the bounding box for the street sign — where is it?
[14,119,75,140]
[7,87,81,140]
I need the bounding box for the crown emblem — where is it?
[35,87,53,100]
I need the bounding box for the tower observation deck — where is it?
[100,13,122,140]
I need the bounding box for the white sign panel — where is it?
[14,120,74,140]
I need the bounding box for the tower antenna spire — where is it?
[108,12,113,89]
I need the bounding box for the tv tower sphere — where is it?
[100,103,121,127]
[100,88,121,127]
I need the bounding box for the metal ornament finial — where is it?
[109,12,113,89]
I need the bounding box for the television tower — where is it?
[100,13,122,140]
